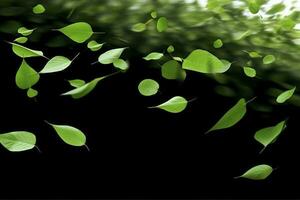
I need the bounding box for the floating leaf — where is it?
[248,51,262,58]
[47,122,86,146]
[10,42,44,58]
[98,48,126,64]
[280,17,296,31]
[87,40,104,51]
[236,164,273,180]
[263,55,275,64]
[0,131,36,152]
[267,3,285,14]
[173,57,183,62]
[17,27,35,36]
[183,49,229,73]
[143,52,163,61]
[151,11,157,19]
[161,60,186,81]
[15,60,40,90]
[14,37,28,44]
[58,22,93,43]
[243,67,256,78]
[276,87,296,103]
[27,88,38,98]
[113,59,129,70]
[151,96,188,113]
[207,98,246,133]
[138,79,159,96]
[248,0,260,14]
[68,79,86,88]
[33,4,45,14]
[167,45,175,53]
[157,17,168,32]
[40,56,72,74]
[131,23,146,32]
[213,39,223,48]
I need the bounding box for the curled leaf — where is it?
[236,164,273,180]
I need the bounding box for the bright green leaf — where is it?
[143,52,163,61]
[248,51,262,58]
[276,87,296,103]
[138,79,159,96]
[14,37,28,44]
[33,4,46,14]
[98,48,126,64]
[40,56,72,74]
[213,39,223,48]
[58,22,93,43]
[10,42,44,58]
[167,45,175,53]
[243,67,256,78]
[151,11,157,19]
[263,55,276,64]
[113,59,129,70]
[87,40,104,51]
[0,131,36,152]
[161,60,186,81]
[131,23,146,32]
[68,79,86,88]
[248,0,260,14]
[151,96,188,113]
[267,3,285,14]
[17,27,35,36]
[27,88,38,98]
[157,17,168,32]
[15,59,40,90]
[236,164,273,180]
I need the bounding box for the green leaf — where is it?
[15,60,40,90]
[248,51,262,58]
[167,45,175,53]
[143,52,164,61]
[58,22,93,43]
[207,98,247,133]
[98,48,126,64]
[113,59,129,70]
[14,37,28,44]
[157,17,168,32]
[213,39,223,48]
[40,56,72,74]
[254,120,286,151]
[131,23,146,32]
[280,17,296,31]
[27,88,38,98]
[236,164,273,180]
[68,79,86,88]
[161,60,186,81]
[17,27,35,36]
[151,11,157,19]
[87,40,104,51]
[243,67,256,78]
[10,42,44,58]
[276,87,296,103]
[0,131,36,152]
[267,3,285,14]
[263,55,276,64]
[32,4,46,14]
[47,122,86,146]
[173,57,183,62]
[138,79,159,96]
[248,0,260,14]
[182,49,229,73]
[151,96,188,113]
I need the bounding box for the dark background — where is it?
[1,0,300,199]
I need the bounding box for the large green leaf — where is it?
[15,60,40,90]
[236,164,273,180]
[10,42,44,58]
[0,131,36,152]
[98,48,126,64]
[58,22,93,43]
[138,79,159,96]
[150,96,188,113]
[40,56,72,73]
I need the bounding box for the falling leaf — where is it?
[276,87,296,103]
[40,56,72,74]
[14,37,28,44]
[167,45,175,53]
[98,48,127,64]
[263,55,276,64]
[143,52,163,61]
[236,164,273,180]
[87,40,104,51]
[267,3,285,14]
[131,23,146,32]
[157,17,168,32]
[150,96,188,113]
[58,22,93,43]
[280,17,296,31]
[248,51,262,58]
[213,39,223,48]
[161,60,186,81]
[173,57,183,62]
[243,67,256,78]
[32,4,46,14]
[17,27,35,36]
[248,0,260,14]
[138,79,159,96]
[15,60,40,90]
[68,79,86,88]
[113,59,129,70]
[207,98,247,133]
[183,49,229,73]
[151,11,157,19]
[27,88,38,98]
[0,131,36,152]
[10,42,44,58]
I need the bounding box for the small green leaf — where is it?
[87,40,104,51]
[207,98,247,133]
[151,11,157,19]
[237,164,273,180]
[248,0,260,14]
[47,122,86,146]
[213,39,223,48]
[10,42,44,58]
[17,27,35,36]
[161,60,186,81]
[276,87,296,103]
[280,17,296,31]
[98,48,126,64]
[113,59,129,71]
[131,23,146,32]
[27,88,38,98]
[157,17,168,32]
[138,79,159,96]
[40,56,72,74]
[143,52,164,61]
[183,49,229,73]
[267,3,285,14]
[32,4,46,14]
[68,79,86,88]
[248,51,262,58]
[151,96,188,113]
[173,57,183,62]
[14,37,28,44]
[58,22,93,43]
[0,131,36,152]
[243,67,256,78]
[15,60,40,90]
[263,55,276,64]
[167,45,175,53]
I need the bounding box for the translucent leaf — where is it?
[58,22,93,43]
[131,23,146,32]
[157,17,168,32]
[87,40,104,51]
[161,60,186,81]
[138,79,159,96]
[207,98,246,133]
[263,55,275,65]
[98,48,126,64]
[40,56,72,74]
[183,49,229,73]
[0,131,36,152]
[113,59,129,70]
[32,4,45,14]
[151,11,157,19]
[14,37,28,44]
[236,164,273,180]
[243,67,256,78]
[248,51,262,58]
[68,79,86,88]
[27,88,38,98]
[276,87,296,103]
[213,39,223,48]
[173,57,183,62]
[143,52,163,61]
[167,45,175,53]
[267,3,285,14]
[151,96,188,113]
[10,42,44,58]
[17,27,35,36]
[15,60,40,90]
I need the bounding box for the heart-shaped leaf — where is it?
[27,88,38,98]
[236,164,273,180]
[15,60,40,90]
[58,22,93,43]
[0,131,36,152]
[150,96,188,113]
[138,79,159,96]
[40,56,72,74]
